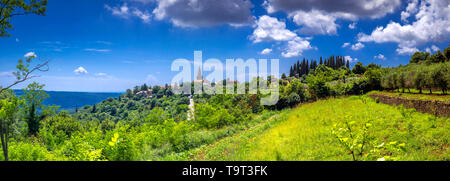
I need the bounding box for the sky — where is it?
[0,0,449,92]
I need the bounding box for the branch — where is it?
[0,61,49,94]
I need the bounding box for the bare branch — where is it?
[0,61,49,94]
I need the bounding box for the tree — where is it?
[414,68,426,94]
[410,52,430,63]
[428,51,446,63]
[430,65,449,94]
[0,90,21,161]
[352,62,366,75]
[0,54,48,94]
[141,84,148,91]
[21,82,51,136]
[444,45,450,61]
[0,0,48,37]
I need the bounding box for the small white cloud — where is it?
[16,38,19,42]
[374,54,386,60]
[96,41,112,45]
[431,45,440,52]
[105,3,151,23]
[351,42,364,50]
[24,52,37,58]
[349,22,357,29]
[260,48,272,55]
[84,48,111,52]
[74,67,88,75]
[95,72,108,77]
[396,46,419,55]
[342,42,351,48]
[344,56,358,62]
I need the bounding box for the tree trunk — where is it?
[0,123,8,161]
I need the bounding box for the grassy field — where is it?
[368,90,450,102]
[172,96,449,161]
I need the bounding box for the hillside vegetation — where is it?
[186,96,449,161]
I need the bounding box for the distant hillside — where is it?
[13,90,122,110]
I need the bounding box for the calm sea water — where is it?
[13,90,122,111]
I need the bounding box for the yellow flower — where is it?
[108,141,115,147]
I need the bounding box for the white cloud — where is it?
[105,3,151,23]
[374,54,386,60]
[96,41,112,45]
[351,42,364,50]
[260,48,272,55]
[431,45,440,52]
[348,22,357,29]
[281,37,313,58]
[396,46,419,55]
[95,72,108,77]
[358,0,450,55]
[265,0,401,19]
[401,0,419,22]
[152,0,253,27]
[342,42,350,48]
[289,10,339,35]
[24,52,37,58]
[74,67,88,75]
[15,38,19,42]
[84,48,111,52]
[251,15,297,43]
[344,56,358,62]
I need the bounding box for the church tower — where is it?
[196,66,202,80]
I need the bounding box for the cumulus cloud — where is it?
[152,0,253,27]
[74,67,88,75]
[344,56,358,62]
[401,0,419,23]
[264,0,399,35]
[396,46,419,55]
[358,0,450,55]
[351,42,364,50]
[282,37,313,58]
[289,10,340,35]
[24,52,37,58]
[260,48,272,55]
[374,54,386,60]
[105,3,151,23]
[251,15,297,43]
[251,15,313,57]
[264,0,401,19]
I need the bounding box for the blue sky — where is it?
[0,0,449,92]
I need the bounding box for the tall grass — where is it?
[190,96,449,161]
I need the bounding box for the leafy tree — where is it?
[0,90,22,160]
[410,52,430,63]
[444,45,450,61]
[413,68,426,94]
[21,82,53,136]
[0,0,48,37]
[428,51,446,63]
[352,62,366,75]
